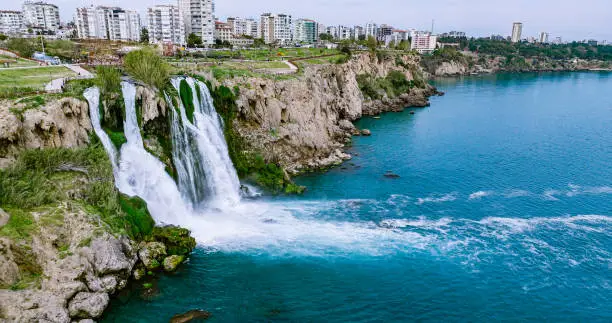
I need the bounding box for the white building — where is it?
[147,5,185,45]
[259,13,292,45]
[274,14,292,46]
[179,0,215,46]
[352,25,364,40]
[214,21,232,43]
[387,29,408,45]
[511,22,522,43]
[539,32,549,43]
[0,11,25,35]
[75,6,141,42]
[293,19,318,43]
[411,32,437,53]
[325,26,338,39]
[365,22,377,39]
[227,17,259,38]
[338,25,351,40]
[22,1,60,32]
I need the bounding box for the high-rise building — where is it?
[539,32,549,43]
[259,13,292,45]
[511,22,522,43]
[293,19,318,43]
[338,25,351,40]
[410,32,437,53]
[75,6,140,41]
[377,24,393,41]
[227,17,259,38]
[22,1,60,32]
[365,22,377,39]
[0,10,25,35]
[178,0,215,46]
[260,13,274,44]
[147,5,185,45]
[352,25,364,40]
[274,14,292,45]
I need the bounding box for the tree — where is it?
[140,27,149,43]
[358,34,366,41]
[366,35,378,52]
[397,40,410,51]
[0,34,7,41]
[7,38,37,58]
[187,33,202,48]
[252,38,265,48]
[319,33,333,42]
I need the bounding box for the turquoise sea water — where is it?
[103,72,612,322]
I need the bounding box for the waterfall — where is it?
[86,78,241,227]
[84,87,118,174]
[170,77,241,208]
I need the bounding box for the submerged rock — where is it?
[361,129,372,136]
[163,255,185,272]
[384,171,400,179]
[170,310,212,323]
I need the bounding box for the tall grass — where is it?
[123,48,170,90]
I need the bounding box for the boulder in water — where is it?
[170,310,212,323]
[361,129,372,136]
[163,255,185,272]
[149,226,196,256]
[138,242,167,270]
[384,171,400,179]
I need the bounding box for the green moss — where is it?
[0,209,36,241]
[148,226,196,256]
[119,195,155,240]
[179,79,195,123]
[104,128,127,150]
[8,272,42,291]
[77,237,92,248]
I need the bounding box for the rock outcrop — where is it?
[0,97,91,168]
[222,53,436,173]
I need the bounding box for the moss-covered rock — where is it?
[163,255,185,272]
[138,242,167,270]
[148,226,196,256]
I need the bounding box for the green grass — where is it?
[0,208,36,241]
[0,55,38,68]
[0,66,76,90]
[0,143,157,240]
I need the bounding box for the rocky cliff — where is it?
[219,52,437,173]
[0,97,92,168]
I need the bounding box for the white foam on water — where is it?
[415,192,458,205]
[469,190,493,200]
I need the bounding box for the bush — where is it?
[179,79,195,123]
[123,48,170,90]
[7,38,37,58]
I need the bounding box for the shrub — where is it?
[123,48,170,90]
[179,79,195,123]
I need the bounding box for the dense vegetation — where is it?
[123,48,171,90]
[0,142,155,240]
[420,47,471,74]
[439,37,612,61]
[357,70,421,100]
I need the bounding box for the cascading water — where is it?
[84,87,118,174]
[170,77,241,208]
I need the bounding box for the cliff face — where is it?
[0,97,92,168]
[222,53,436,173]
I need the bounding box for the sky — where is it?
[5,0,612,41]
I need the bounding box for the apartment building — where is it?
[410,32,437,53]
[0,11,25,35]
[178,0,214,46]
[214,21,232,42]
[75,6,141,42]
[22,1,60,32]
[293,19,318,43]
[147,5,185,45]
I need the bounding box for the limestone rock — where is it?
[0,238,20,286]
[68,292,109,319]
[163,255,185,272]
[89,236,135,275]
[0,207,9,227]
[361,129,372,136]
[138,242,167,270]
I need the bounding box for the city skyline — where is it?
[2,0,611,42]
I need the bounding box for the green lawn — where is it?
[0,66,76,90]
[0,55,39,68]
